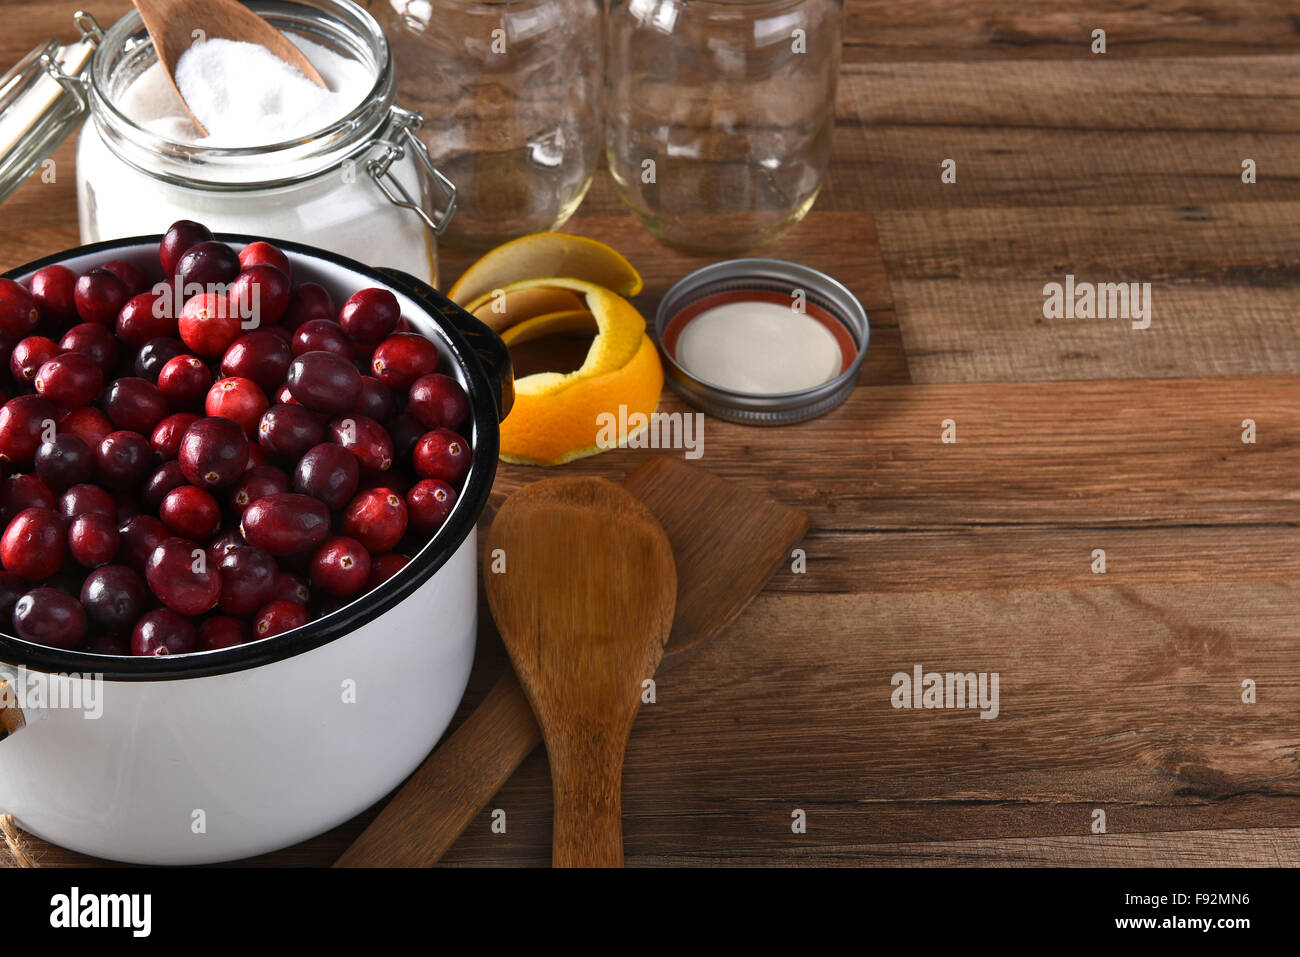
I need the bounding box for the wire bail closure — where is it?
[367,106,457,236]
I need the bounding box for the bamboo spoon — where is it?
[484,477,676,868]
[131,0,326,137]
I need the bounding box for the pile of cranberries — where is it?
[0,221,473,656]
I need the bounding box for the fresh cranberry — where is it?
[178,416,249,489]
[329,415,393,474]
[228,464,290,519]
[216,545,279,616]
[407,478,457,534]
[199,615,250,650]
[341,488,407,554]
[238,241,291,281]
[34,433,94,491]
[282,282,333,333]
[257,403,325,460]
[117,514,168,573]
[34,352,103,409]
[68,512,119,567]
[221,330,291,392]
[353,376,395,422]
[286,351,361,414]
[116,292,175,347]
[133,336,185,382]
[0,394,57,464]
[228,264,290,328]
[0,278,41,338]
[58,406,113,448]
[371,333,440,391]
[366,552,410,589]
[146,536,221,615]
[150,412,200,460]
[339,288,401,344]
[413,428,471,486]
[310,536,371,598]
[205,528,245,565]
[96,430,153,489]
[143,460,187,511]
[160,485,221,540]
[80,564,147,633]
[160,220,214,276]
[12,588,86,649]
[273,383,297,405]
[387,413,424,459]
[1,507,66,579]
[265,325,292,344]
[177,241,240,291]
[131,607,198,656]
[58,483,115,521]
[408,373,470,431]
[292,319,351,358]
[100,259,150,298]
[179,292,242,358]
[10,336,60,382]
[59,322,118,374]
[293,442,359,511]
[156,355,211,408]
[27,265,78,325]
[274,571,311,605]
[102,377,168,433]
[240,492,331,557]
[2,474,54,520]
[253,599,308,639]
[205,376,269,437]
[73,268,128,325]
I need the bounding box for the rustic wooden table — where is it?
[3,0,1299,866]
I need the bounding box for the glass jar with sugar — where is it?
[0,1,455,286]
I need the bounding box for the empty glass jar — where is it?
[606,0,841,253]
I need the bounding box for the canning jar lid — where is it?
[654,258,869,426]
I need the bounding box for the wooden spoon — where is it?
[484,476,676,868]
[131,0,327,137]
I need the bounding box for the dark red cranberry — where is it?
[81,564,148,633]
[408,373,470,431]
[341,488,407,554]
[274,571,310,605]
[100,259,150,298]
[372,333,440,390]
[329,415,393,474]
[413,428,471,486]
[143,460,188,511]
[178,416,249,489]
[217,545,279,616]
[265,325,292,344]
[366,552,410,589]
[238,241,291,281]
[34,433,94,491]
[244,442,268,470]
[60,322,119,374]
[339,288,401,344]
[253,599,308,639]
[177,241,240,290]
[150,412,200,460]
[68,512,119,567]
[103,377,169,434]
[387,413,424,459]
[160,220,214,276]
[1,507,66,579]
[293,442,359,511]
[205,376,269,437]
[179,292,242,358]
[221,330,291,393]
[133,336,186,382]
[116,291,175,347]
[286,351,361,415]
[0,278,41,338]
[131,607,198,656]
[240,492,331,557]
[34,352,103,409]
[58,483,116,521]
[353,376,395,422]
[205,529,245,567]
[282,282,333,333]
[146,536,221,615]
[117,514,168,573]
[2,474,54,518]
[0,394,57,464]
[310,536,371,598]
[228,464,290,519]
[73,268,128,325]
[257,403,325,460]
[113,490,143,523]
[27,265,78,325]
[407,478,457,534]
[199,615,250,650]
[159,485,221,540]
[228,264,290,328]
[292,319,351,358]
[58,406,113,448]
[12,588,86,649]
[96,430,153,489]
[156,355,212,408]
[10,336,60,382]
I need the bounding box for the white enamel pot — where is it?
[0,235,511,864]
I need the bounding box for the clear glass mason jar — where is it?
[606,0,841,253]
[367,0,603,251]
[57,0,456,286]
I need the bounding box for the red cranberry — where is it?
[1,507,66,579]
[274,383,296,405]
[286,351,361,414]
[179,292,242,358]
[60,322,119,374]
[10,336,60,382]
[100,259,150,298]
[199,615,250,650]
[366,552,410,589]
[178,416,249,489]
[274,570,311,605]
[408,373,470,431]
[205,529,245,567]
[96,430,153,489]
[34,433,94,491]
[221,330,291,392]
[339,288,401,344]
[34,352,103,409]
[2,474,54,518]
[68,512,119,567]
[116,292,175,347]
[160,485,221,540]
[143,460,188,511]
[206,376,269,437]
[240,492,331,557]
[413,428,471,486]
[80,564,147,632]
[228,465,290,519]
[12,588,86,649]
[282,282,334,333]
[329,415,393,474]
[310,536,371,598]
[117,514,168,573]
[293,442,359,511]
[292,319,351,358]
[103,377,169,433]
[131,607,198,656]
[353,376,395,422]
[238,241,291,281]
[156,355,212,408]
[228,264,290,328]
[341,489,407,554]
[73,268,128,325]
[0,278,41,338]
[372,333,440,391]
[146,536,221,615]
[407,478,457,534]
[160,220,214,276]
[217,545,279,616]
[133,336,185,382]
[27,265,78,325]
[177,241,240,290]
[253,599,308,639]
[150,412,200,460]
[0,394,57,464]
[58,406,113,448]
[257,403,325,460]
[59,483,116,521]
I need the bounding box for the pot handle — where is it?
[378,268,514,423]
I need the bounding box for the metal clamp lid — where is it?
[0,12,102,207]
[368,105,458,235]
